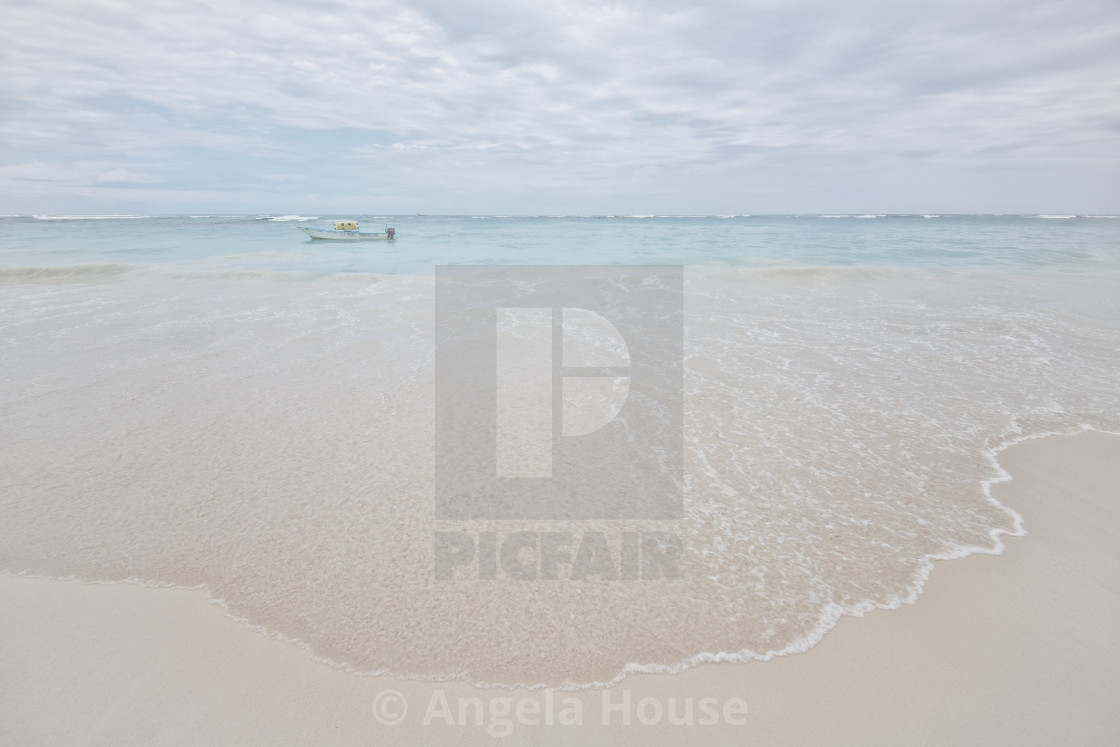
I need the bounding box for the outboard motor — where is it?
[387,227,396,240]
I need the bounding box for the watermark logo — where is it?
[494,305,631,478]
[435,266,683,520]
[434,530,683,580]
[371,689,748,736]
[372,690,408,725]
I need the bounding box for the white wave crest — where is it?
[33,215,148,220]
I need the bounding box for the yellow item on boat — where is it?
[334,221,359,231]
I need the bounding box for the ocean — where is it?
[1,213,1118,687]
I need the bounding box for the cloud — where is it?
[1,0,1118,212]
[96,167,156,183]
[0,161,156,185]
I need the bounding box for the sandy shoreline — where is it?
[2,431,1119,745]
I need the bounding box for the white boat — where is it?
[299,221,396,241]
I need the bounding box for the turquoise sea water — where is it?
[2,213,1119,685]
[2,213,1119,275]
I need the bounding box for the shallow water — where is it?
[1,214,1118,686]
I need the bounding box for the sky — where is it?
[1,0,1118,215]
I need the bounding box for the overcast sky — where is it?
[2,0,1118,214]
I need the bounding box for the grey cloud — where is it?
[0,0,1117,212]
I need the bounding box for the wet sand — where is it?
[2,431,1118,745]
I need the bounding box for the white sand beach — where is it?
[3,431,1117,745]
